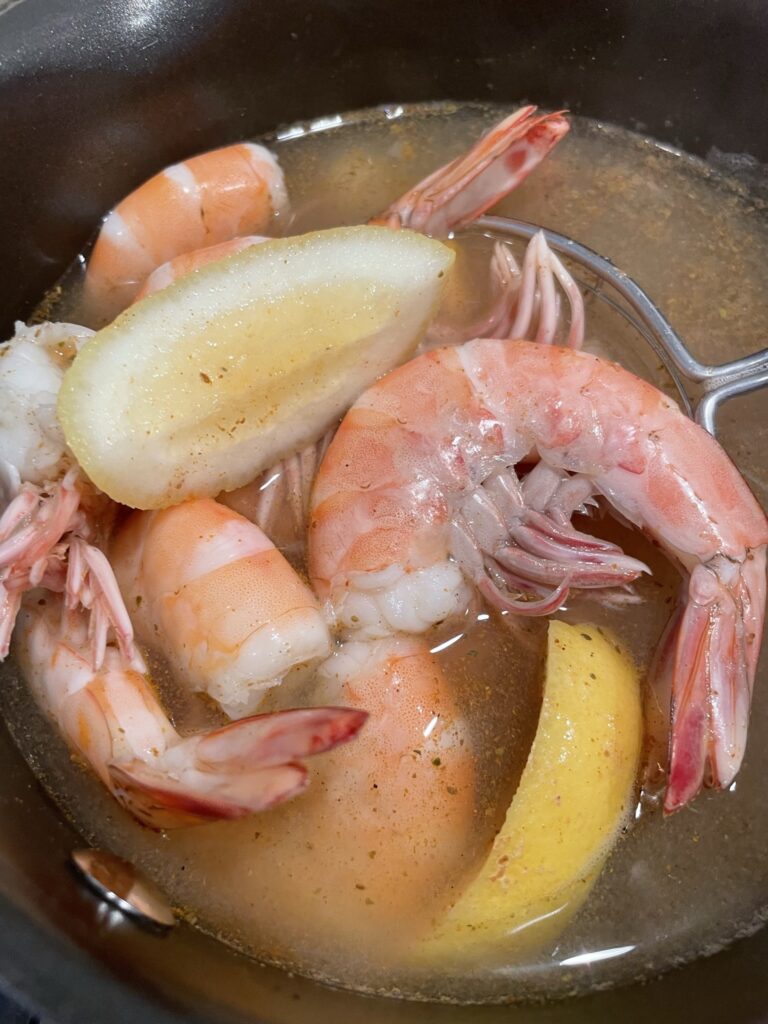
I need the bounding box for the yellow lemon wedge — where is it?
[422,620,642,960]
[59,226,453,509]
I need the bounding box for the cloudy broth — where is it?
[6,101,768,1002]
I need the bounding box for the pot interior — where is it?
[0,1,767,1022]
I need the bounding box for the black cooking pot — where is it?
[0,0,766,1021]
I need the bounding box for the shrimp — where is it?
[16,599,366,829]
[83,143,288,322]
[304,635,475,923]
[371,105,569,235]
[0,321,134,664]
[133,235,268,303]
[307,339,768,812]
[110,498,331,719]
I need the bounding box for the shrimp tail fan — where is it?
[665,549,767,813]
[109,706,368,829]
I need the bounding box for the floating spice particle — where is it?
[446,785,458,796]
[355,883,366,890]
[581,632,593,641]
[368,850,377,859]
[199,371,212,384]
[432,757,442,766]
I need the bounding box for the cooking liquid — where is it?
[4,102,768,1003]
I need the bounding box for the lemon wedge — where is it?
[59,226,453,509]
[423,620,642,959]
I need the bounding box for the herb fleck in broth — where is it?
[6,101,768,1002]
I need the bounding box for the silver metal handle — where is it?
[696,368,768,434]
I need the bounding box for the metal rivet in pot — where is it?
[71,848,175,930]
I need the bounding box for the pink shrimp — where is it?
[371,105,569,235]
[307,340,767,813]
[133,106,571,319]
[16,599,365,829]
[110,498,331,719]
[306,635,475,920]
[83,143,288,322]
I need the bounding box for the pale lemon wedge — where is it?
[422,620,642,959]
[59,226,453,509]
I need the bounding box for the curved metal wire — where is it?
[474,216,768,434]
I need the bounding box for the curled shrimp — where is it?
[83,143,288,322]
[16,599,365,829]
[110,498,332,719]
[308,339,767,812]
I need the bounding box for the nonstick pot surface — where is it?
[0,1,767,1021]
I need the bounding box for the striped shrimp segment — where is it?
[83,143,287,321]
[111,498,332,719]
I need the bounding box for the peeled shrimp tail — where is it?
[111,706,368,830]
[665,548,767,812]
